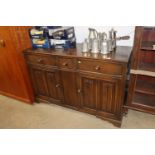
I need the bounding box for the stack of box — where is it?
[29,26,76,49]
[29,27,50,48]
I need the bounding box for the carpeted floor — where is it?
[0,95,155,128]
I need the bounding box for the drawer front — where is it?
[25,54,56,66]
[58,57,76,69]
[77,59,123,76]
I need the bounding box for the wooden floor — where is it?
[0,95,155,128]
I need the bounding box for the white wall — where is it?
[74,26,135,46]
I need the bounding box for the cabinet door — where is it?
[46,70,63,103]
[78,73,122,116]
[29,67,49,98]
[60,71,79,108]
[78,74,98,114]
[97,78,120,116]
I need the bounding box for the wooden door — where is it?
[29,65,63,103]
[60,71,79,109]
[0,26,33,103]
[46,70,63,104]
[29,66,49,98]
[78,74,97,114]
[97,78,120,116]
[78,73,121,116]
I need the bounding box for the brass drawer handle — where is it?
[62,62,68,66]
[37,58,43,63]
[95,66,100,70]
[0,40,5,48]
[56,84,60,88]
[78,61,82,64]
[77,89,81,93]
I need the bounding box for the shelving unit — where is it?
[125,26,155,114]
[140,27,155,50]
[133,93,155,107]
[136,77,155,96]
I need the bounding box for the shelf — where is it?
[140,47,155,51]
[133,93,155,107]
[141,27,155,51]
[135,80,155,96]
[138,63,155,72]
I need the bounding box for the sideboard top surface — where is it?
[24,44,132,64]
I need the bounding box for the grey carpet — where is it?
[0,95,155,128]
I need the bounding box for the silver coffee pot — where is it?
[109,28,117,49]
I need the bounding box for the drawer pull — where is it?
[77,89,81,93]
[56,84,60,88]
[78,61,82,64]
[95,66,100,70]
[37,58,43,63]
[62,62,68,66]
[0,40,5,48]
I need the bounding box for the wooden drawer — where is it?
[58,57,76,69]
[25,54,56,66]
[77,59,123,76]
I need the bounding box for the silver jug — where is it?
[82,39,89,53]
[88,28,98,50]
[91,39,100,54]
[97,32,107,51]
[88,28,98,39]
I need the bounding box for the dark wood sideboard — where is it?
[24,44,132,127]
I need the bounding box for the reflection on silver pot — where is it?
[91,39,100,54]
[101,40,109,55]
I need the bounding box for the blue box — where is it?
[48,27,75,40]
[35,26,62,30]
[49,37,76,49]
[29,28,48,39]
[31,38,50,49]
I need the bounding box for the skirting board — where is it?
[0,90,33,104]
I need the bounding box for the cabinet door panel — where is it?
[60,71,79,108]
[46,71,63,102]
[78,74,97,113]
[81,77,97,110]
[46,72,58,99]
[97,79,117,114]
[30,67,49,97]
[79,73,121,117]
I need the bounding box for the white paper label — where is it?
[50,39,66,45]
